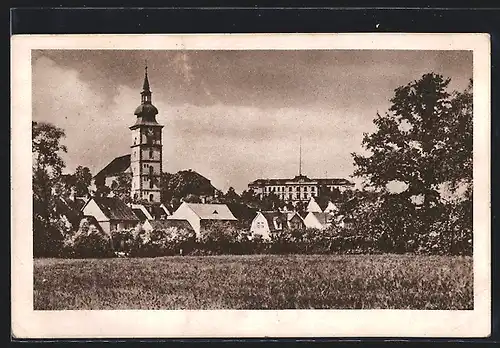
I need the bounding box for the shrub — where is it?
[130,227,197,257]
[63,219,113,258]
[198,221,242,255]
[111,228,135,255]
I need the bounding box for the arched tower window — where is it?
[149,194,154,202]
[149,166,154,189]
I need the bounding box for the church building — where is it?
[129,66,163,203]
[92,66,165,216]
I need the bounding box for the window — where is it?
[312,186,315,191]
[304,193,308,199]
[296,193,300,199]
[289,194,293,200]
[296,186,300,191]
[304,187,308,191]
[149,194,154,202]
[149,148,153,159]
[289,187,293,192]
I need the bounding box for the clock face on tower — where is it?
[145,128,155,144]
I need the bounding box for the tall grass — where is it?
[34,254,473,310]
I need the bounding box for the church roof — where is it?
[134,103,158,117]
[94,154,130,179]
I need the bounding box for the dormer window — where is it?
[213,210,218,214]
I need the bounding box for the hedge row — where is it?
[60,219,472,258]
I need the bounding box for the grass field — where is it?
[33,254,473,310]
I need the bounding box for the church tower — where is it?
[130,66,163,203]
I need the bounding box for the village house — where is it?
[167,202,238,236]
[250,211,306,240]
[81,196,140,235]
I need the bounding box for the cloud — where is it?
[32,50,473,193]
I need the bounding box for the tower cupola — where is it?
[133,65,159,124]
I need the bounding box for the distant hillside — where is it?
[161,169,217,204]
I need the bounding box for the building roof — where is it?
[90,197,139,221]
[286,211,304,222]
[297,211,308,219]
[186,203,237,221]
[249,175,353,187]
[226,202,257,222]
[260,211,287,231]
[55,197,84,229]
[94,154,131,179]
[148,219,194,232]
[150,204,169,219]
[132,208,149,222]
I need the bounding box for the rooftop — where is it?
[94,154,130,179]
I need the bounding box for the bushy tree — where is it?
[198,221,242,254]
[73,166,92,197]
[63,219,113,258]
[223,186,241,204]
[351,73,473,249]
[110,172,132,203]
[32,121,67,257]
[160,170,216,204]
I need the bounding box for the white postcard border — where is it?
[11,33,491,339]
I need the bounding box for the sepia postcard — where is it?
[11,33,491,338]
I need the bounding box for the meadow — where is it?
[33,254,473,310]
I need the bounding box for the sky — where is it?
[32,50,472,193]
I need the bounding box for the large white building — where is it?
[248,174,354,204]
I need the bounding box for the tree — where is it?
[351,73,473,242]
[110,172,132,204]
[32,121,67,256]
[183,193,201,203]
[160,170,217,204]
[223,187,241,204]
[73,166,92,197]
